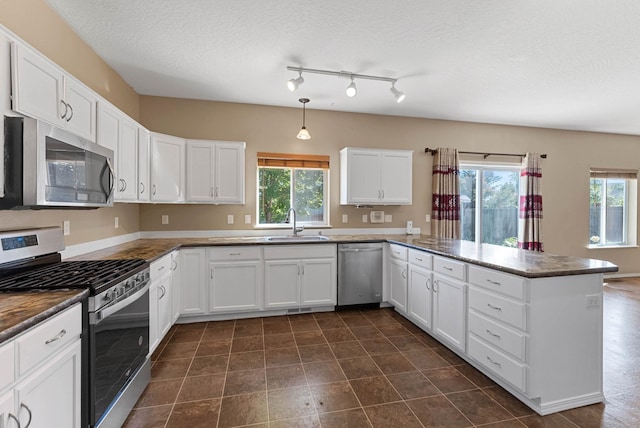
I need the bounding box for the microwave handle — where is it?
[104,157,115,201]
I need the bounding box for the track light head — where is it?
[390,83,406,103]
[287,72,304,91]
[345,77,357,98]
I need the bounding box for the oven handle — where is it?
[93,282,150,325]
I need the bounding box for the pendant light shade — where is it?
[296,98,311,140]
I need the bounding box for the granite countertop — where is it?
[0,289,89,344]
[71,234,618,278]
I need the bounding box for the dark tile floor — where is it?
[123,278,640,427]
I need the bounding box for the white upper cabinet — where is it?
[97,102,138,201]
[137,127,151,202]
[186,140,245,204]
[150,132,185,202]
[11,43,97,142]
[340,147,413,205]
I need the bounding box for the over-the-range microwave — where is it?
[1,116,115,209]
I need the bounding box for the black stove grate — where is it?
[0,259,148,292]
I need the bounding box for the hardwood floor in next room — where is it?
[123,278,640,428]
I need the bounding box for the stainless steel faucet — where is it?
[286,207,304,236]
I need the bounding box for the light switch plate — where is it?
[227,214,234,224]
[161,215,169,225]
[244,214,252,224]
[342,214,348,223]
[362,214,368,223]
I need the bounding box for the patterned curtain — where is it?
[431,148,461,238]
[517,153,543,251]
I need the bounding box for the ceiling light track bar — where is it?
[424,148,548,159]
[287,66,397,84]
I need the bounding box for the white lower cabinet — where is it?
[179,248,208,316]
[150,253,174,354]
[263,245,337,310]
[209,247,262,313]
[408,264,433,331]
[388,244,408,314]
[432,272,467,353]
[171,250,181,323]
[0,304,82,428]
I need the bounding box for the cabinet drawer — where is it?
[469,335,527,393]
[151,253,172,280]
[210,246,261,261]
[389,244,408,261]
[0,341,14,391]
[16,304,81,376]
[469,311,526,361]
[469,266,525,300]
[469,287,526,330]
[433,256,465,281]
[408,249,432,269]
[264,244,336,260]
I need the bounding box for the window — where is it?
[589,168,637,247]
[257,152,329,226]
[460,164,520,247]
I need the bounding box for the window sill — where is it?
[587,244,639,250]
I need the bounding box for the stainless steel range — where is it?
[0,227,150,428]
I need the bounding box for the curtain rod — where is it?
[424,148,547,159]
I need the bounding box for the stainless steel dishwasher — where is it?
[337,242,383,307]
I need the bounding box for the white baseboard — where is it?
[61,232,141,259]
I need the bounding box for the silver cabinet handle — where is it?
[140,182,145,194]
[381,189,384,199]
[118,179,123,192]
[214,187,219,197]
[426,278,431,291]
[487,279,501,286]
[401,268,406,279]
[433,280,439,293]
[210,187,214,197]
[8,413,20,428]
[415,257,423,261]
[301,265,304,275]
[66,103,74,122]
[487,303,502,311]
[486,356,501,368]
[45,329,67,344]
[443,266,453,271]
[122,179,127,192]
[159,285,166,299]
[20,403,32,428]
[153,184,157,195]
[171,259,178,271]
[158,266,165,271]
[229,252,241,256]
[59,100,68,119]
[486,329,501,339]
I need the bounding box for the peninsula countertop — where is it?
[70,234,618,278]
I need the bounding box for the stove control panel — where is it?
[97,268,150,309]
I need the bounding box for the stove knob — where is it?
[115,287,123,298]
[104,290,114,303]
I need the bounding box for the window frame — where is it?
[256,159,330,228]
[588,169,638,248]
[459,161,521,246]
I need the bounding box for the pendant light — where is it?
[296,98,311,140]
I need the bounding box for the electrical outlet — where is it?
[114,217,119,228]
[161,215,169,225]
[586,294,601,308]
[227,214,234,224]
[384,214,392,223]
[63,220,70,236]
[362,214,368,223]
[342,214,348,223]
[244,214,252,224]
[425,214,431,222]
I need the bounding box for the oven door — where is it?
[89,283,150,426]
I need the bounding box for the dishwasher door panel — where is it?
[338,243,383,306]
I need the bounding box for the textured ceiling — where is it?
[45,0,640,135]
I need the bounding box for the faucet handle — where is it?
[295,226,305,233]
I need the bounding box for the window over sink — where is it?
[257,152,329,226]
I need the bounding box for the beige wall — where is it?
[139,96,640,274]
[0,0,141,246]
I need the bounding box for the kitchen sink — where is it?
[264,235,330,242]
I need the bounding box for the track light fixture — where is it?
[287,71,304,91]
[296,98,311,140]
[286,66,406,103]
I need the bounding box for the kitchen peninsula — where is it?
[71,233,617,416]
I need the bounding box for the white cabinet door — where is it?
[170,251,181,322]
[379,151,412,204]
[214,142,245,204]
[63,77,97,142]
[149,281,160,354]
[0,390,16,428]
[408,265,433,331]
[158,273,173,339]
[14,340,81,428]
[340,149,380,204]
[433,273,466,352]
[300,259,336,306]
[117,118,138,201]
[180,249,207,315]
[209,261,261,312]
[151,133,185,202]
[186,141,215,202]
[11,43,64,128]
[11,43,97,142]
[137,127,151,201]
[264,260,299,309]
[389,258,408,314]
